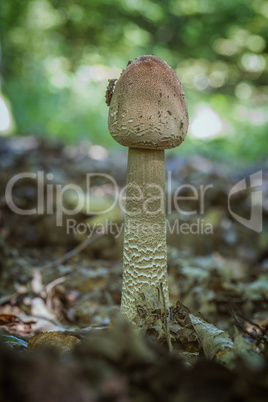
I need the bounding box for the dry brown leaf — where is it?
[190,313,233,359]
[27,331,81,355]
[189,314,265,370]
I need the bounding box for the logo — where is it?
[228,170,263,233]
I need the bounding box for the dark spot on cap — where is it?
[167,110,172,116]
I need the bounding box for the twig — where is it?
[39,232,104,273]
[229,300,262,330]
[160,282,173,352]
[229,300,267,346]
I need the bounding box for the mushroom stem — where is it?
[121,147,169,323]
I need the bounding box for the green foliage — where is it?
[1,0,268,160]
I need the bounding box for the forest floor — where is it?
[0,136,268,402]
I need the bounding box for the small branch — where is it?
[160,282,173,352]
[39,232,104,273]
[229,301,267,346]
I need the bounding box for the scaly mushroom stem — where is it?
[121,147,169,323]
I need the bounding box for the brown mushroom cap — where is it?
[108,55,188,150]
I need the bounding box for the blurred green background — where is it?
[0,0,267,161]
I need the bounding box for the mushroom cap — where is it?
[108,55,188,150]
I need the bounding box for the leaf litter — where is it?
[0,136,268,401]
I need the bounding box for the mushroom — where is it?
[107,55,188,324]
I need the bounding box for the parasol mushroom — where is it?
[107,55,188,324]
